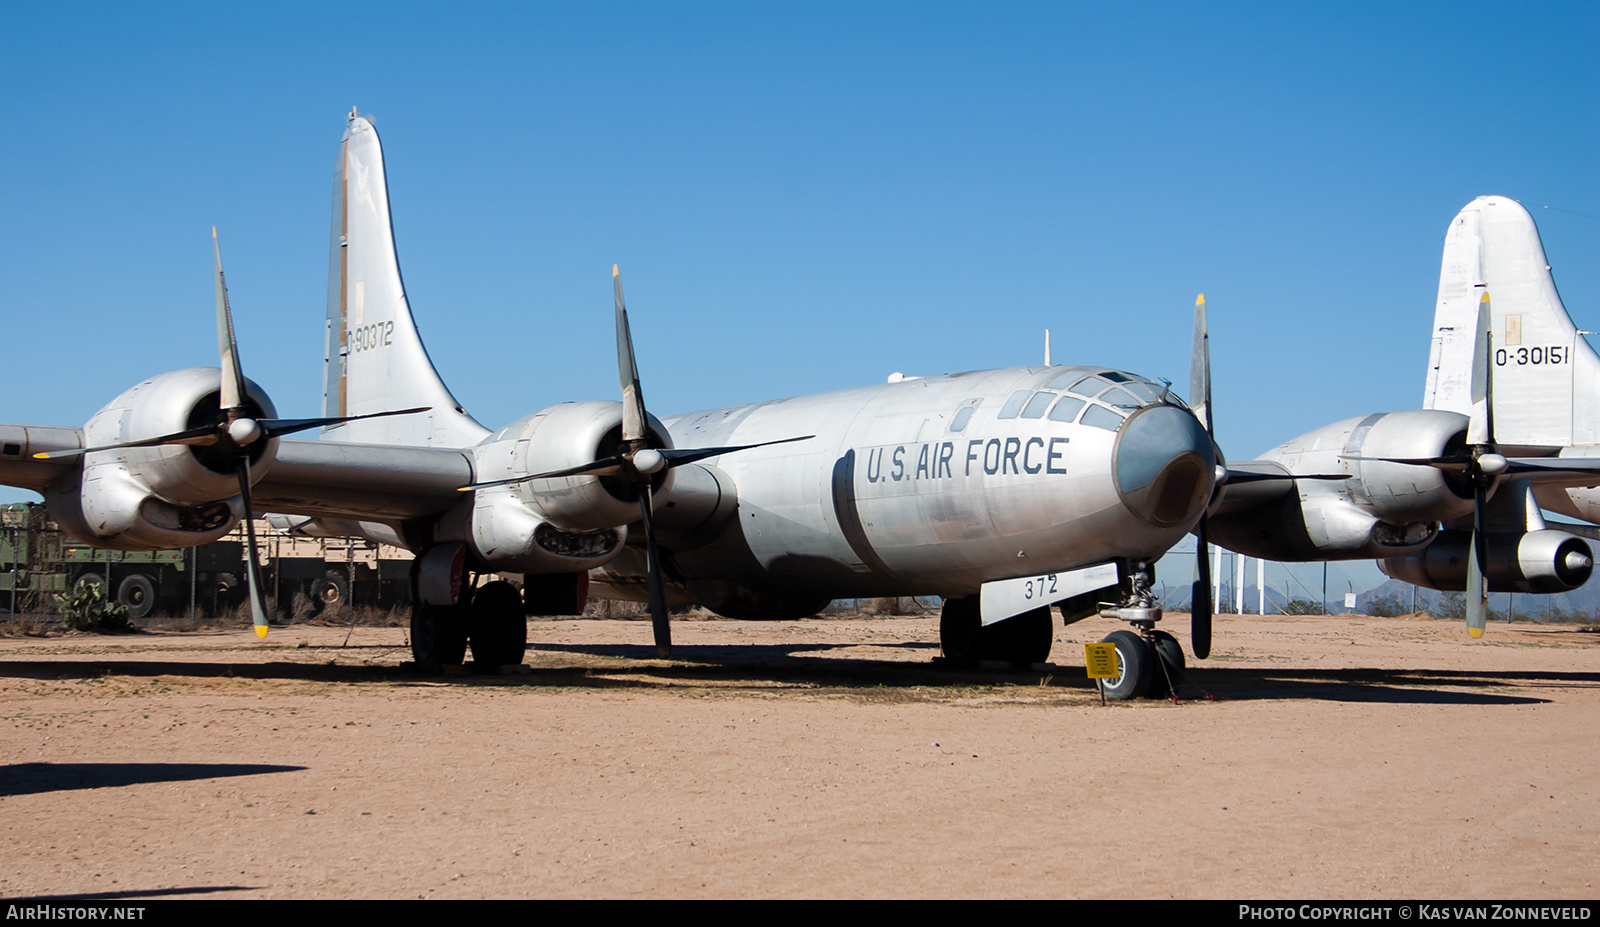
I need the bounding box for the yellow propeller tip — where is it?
[1196,293,1205,306]
[1469,627,1483,638]
[32,453,49,459]
[255,625,269,639]
[612,264,619,276]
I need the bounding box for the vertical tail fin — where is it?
[322,110,490,448]
[1423,195,1599,449]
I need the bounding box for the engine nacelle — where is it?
[1208,410,1471,561]
[474,400,675,532]
[466,486,629,574]
[1379,529,1594,594]
[44,368,276,550]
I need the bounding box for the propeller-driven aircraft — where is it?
[1202,195,1600,636]
[0,110,1244,699]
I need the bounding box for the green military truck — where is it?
[1,503,245,619]
[1,503,412,621]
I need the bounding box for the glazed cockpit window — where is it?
[1047,396,1085,423]
[1019,391,1056,419]
[1098,387,1142,410]
[996,389,1031,420]
[1081,404,1125,431]
[1066,375,1108,398]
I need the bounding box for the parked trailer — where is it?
[0,503,414,620]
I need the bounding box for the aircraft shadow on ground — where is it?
[0,761,307,797]
[13,886,254,901]
[1,648,1591,705]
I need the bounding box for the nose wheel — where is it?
[1098,627,1186,700]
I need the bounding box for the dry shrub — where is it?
[0,611,56,637]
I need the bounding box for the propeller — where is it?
[457,266,812,658]
[43,229,428,638]
[1189,294,1214,659]
[1347,293,1523,636]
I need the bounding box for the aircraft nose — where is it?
[1113,405,1217,528]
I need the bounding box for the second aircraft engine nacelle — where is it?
[42,368,276,551]
[1208,410,1471,561]
[465,486,629,575]
[1379,529,1595,594]
[478,400,675,532]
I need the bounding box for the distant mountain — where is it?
[1355,578,1600,622]
[1159,575,1598,620]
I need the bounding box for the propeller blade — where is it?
[1191,522,1213,659]
[614,265,649,444]
[454,436,818,492]
[33,425,223,460]
[1188,292,1215,660]
[1222,470,1351,484]
[1190,294,1212,435]
[639,483,672,658]
[213,228,249,413]
[235,457,270,639]
[1342,454,1473,470]
[260,406,432,439]
[1466,483,1489,638]
[658,434,815,468]
[456,456,629,492]
[1467,291,1494,447]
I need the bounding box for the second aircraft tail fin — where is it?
[321,110,490,448]
[1423,195,1600,449]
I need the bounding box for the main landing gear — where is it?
[939,596,1054,668]
[1096,560,1185,700]
[410,576,528,670]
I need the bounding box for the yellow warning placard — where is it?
[1084,642,1119,679]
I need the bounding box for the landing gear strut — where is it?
[1096,560,1186,700]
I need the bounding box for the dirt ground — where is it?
[0,611,1595,900]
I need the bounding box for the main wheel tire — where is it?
[1147,629,1186,698]
[314,571,350,613]
[468,581,527,668]
[117,574,157,621]
[1100,630,1154,700]
[411,604,468,666]
[986,605,1054,667]
[939,595,981,665]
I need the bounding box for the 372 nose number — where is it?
[1021,574,1060,600]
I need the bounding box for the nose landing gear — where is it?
[1096,560,1187,700]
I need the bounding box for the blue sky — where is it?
[2,2,1596,596]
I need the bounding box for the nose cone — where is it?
[1114,405,1217,528]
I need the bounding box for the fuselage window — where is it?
[1019,391,1056,419]
[950,406,976,432]
[1081,404,1125,432]
[1101,371,1132,383]
[1047,395,1086,422]
[996,389,1032,420]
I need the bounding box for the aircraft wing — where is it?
[0,422,472,525]
[247,439,473,522]
[0,424,84,493]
